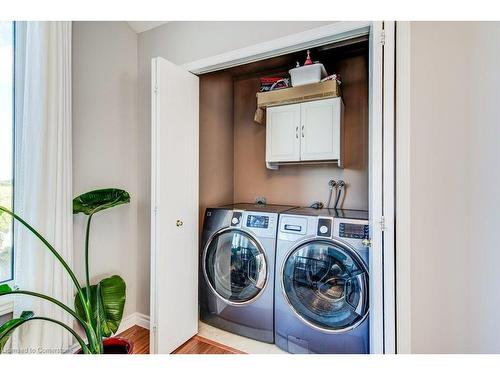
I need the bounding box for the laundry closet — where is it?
[150,22,395,356]
[198,38,369,225]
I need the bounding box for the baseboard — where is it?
[66,312,150,353]
[134,313,150,330]
[116,312,150,334]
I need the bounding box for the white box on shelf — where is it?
[289,63,327,87]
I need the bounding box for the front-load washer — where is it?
[275,207,370,353]
[200,203,297,343]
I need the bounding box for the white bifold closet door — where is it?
[368,21,395,354]
[150,57,199,354]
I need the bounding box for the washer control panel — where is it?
[339,222,369,240]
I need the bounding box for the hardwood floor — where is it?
[173,336,244,354]
[119,325,150,354]
[118,325,244,354]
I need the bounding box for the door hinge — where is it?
[153,85,159,94]
[380,30,386,46]
[379,216,386,231]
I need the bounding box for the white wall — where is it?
[136,21,334,315]
[138,21,334,66]
[72,21,139,319]
[401,21,500,353]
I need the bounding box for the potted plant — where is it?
[0,188,132,354]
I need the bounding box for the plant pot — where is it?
[102,337,134,354]
[76,337,134,354]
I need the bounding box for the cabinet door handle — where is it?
[301,125,304,138]
[295,126,298,139]
[176,220,183,227]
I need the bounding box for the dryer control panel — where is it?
[232,210,278,239]
[246,214,270,229]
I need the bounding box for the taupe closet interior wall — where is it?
[199,50,369,225]
[199,72,234,227]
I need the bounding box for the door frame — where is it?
[395,21,412,354]
[182,21,396,354]
[182,22,372,74]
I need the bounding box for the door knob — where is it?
[176,220,183,227]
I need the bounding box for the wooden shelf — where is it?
[255,80,341,124]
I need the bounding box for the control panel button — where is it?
[231,211,243,227]
[317,218,332,237]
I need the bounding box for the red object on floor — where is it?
[103,337,134,354]
[76,336,134,354]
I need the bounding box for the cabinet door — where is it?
[266,104,301,163]
[300,97,341,161]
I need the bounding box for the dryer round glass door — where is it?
[204,229,268,304]
[281,239,369,332]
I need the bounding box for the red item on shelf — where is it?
[259,77,290,92]
[304,50,313,65]
[260,77,283,84]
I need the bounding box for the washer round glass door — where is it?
[282,239,369,332]
[204,229,268,304]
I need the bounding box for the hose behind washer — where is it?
[334,181,345,209]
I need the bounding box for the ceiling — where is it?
[127,21,168,34]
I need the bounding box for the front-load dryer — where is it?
[275,207,370,353]
[200,203,297,343]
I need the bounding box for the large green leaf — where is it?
[0,311,34,353]
[75,275,126,338]
[73,188,130,215]
[0,284,12,294]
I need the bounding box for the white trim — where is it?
[395,21,412,354]
[0,282,14,316]
[367,21,384,354]
[382,21,396,354]
[67,341,80,353]
[182,21,371,74]
[0,300,13,317]
[116,312,150,334]
[149,57,159,355]
[135,313,150,330]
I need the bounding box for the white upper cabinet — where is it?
[266,103,301,163]
[300,98,341,161]
[266,97,343,168]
